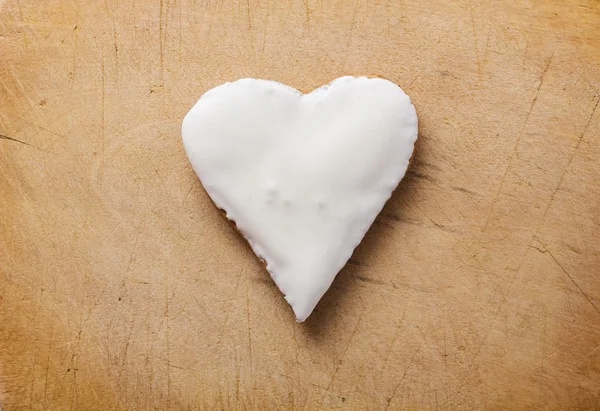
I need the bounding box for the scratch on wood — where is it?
[406,71,423,90]
[178,0,182,64]
[101,50,106,165]
[182,183,197,204]
[258,0,272,72]
[291,319,300,367]
[378,313,406,384]
[549,95,600,195]
[16,0,24,20]
[386,0,392,36]
[29,345,37,410]
[103,0,119,73]
[303,0,311,30]
[113,24,119,66]
[14,115,68,140]
[453,248,532,407]
[522,38,529,68]
[543,334,579,359]
[68,337,80,410]
[120,319,136,369]
[525,50,555,124]
[405,169,436,182]
[159,0,166,85]
[165,266,171,408]
[537,302,548,405]
[101,224,120,244]
[483,22,493,64]
[451,185,477,195]
[216,262,246,345]
[204,0,215,41]
[0,133,32,147]
[70,9,80,88]
[246,0,252,29]
[319,305,365,405]
[384,342,422,410]
[579,345,600,364]
[527,95,599,248]
[167,363,192,371]
[246,281,252,364]
[125,233,141,274]
[5,62,35,107]
[529,245,600,316]
[469,5,481,76]
[352,274,391,288]
[42,336,52,408]
[481,50,555,232]
[341,0,360,70]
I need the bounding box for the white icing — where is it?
[182,76,418,322]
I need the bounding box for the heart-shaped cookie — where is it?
[182,76,418,322]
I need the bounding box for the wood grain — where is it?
[1,0,599,409]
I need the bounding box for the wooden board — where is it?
[1,0,599,409]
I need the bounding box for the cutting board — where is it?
[1,0,599,409]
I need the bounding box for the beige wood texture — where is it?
[1,0,600,409]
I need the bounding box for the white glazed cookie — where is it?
[182,76,418,322]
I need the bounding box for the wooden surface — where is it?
[1,0,600,409]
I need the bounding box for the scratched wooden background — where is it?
[1,0,600,409]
